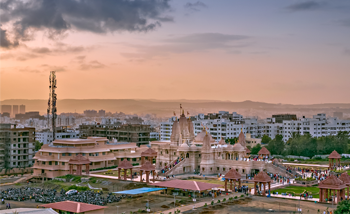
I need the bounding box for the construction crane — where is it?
[47,71,57,141]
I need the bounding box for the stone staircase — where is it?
[161,158,187,176]
[267,163,297,178]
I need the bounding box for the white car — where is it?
[66,189,78,195]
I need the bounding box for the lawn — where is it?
[273,186,320,198]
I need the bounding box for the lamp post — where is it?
[299,194,301,214]
[116,205,119,214]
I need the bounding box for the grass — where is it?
[273,186,320,198]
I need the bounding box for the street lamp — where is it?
[116,205,119,214]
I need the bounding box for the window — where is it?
[49,153,52,156]
[217,167,219,171]
[102,152,105,155]
[42,161,46,165]
[68,153,72,156]
[13,162,16,165]
[49,161,52,165]
[62,153,66,156]
[18,138,20,142]
[62,162,65,165]
[82,153,86,156]
[55,161,58,165]
[13,144,16,147]
[95,152,99,156]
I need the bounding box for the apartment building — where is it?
[36,127,79,144]
[160,112,350,143]
[79,124,153,146]
[1,105,11,115]
[20,105,26,114]
[0,124,36,168]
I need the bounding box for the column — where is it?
[239,179,241,188]
[140,170,143,182]
[348,187,349,200]
[263,182,266,196]
[225,179,228,192]
[118,168,121,180]
[268,182,271,193]
[86,164,89,175]
[337,190,340,204]
[230,179,233,191]
[130,168,133,180]
[153,170,155,183]
[254,182,257,195]
[325,188,328,201]
[69,165,73,174]
[141,156,145,165]
[124,169,127,180]
[146,171,150,183]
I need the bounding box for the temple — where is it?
[151,109,277,177]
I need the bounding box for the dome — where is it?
[218,138,226,145]
[232,143,245,151]
[194,129,215,143]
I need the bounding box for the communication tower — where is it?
[47,71,57,141]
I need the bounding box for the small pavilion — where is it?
[245,147,251,158]
[328,150,341,169]
[253,171,272,196]
[319,174,347,204]
[117,159,133,180]
[258,147,271,159]
[68,154,91,176]
[339,172,350,200]
[141,147,157,165]
[224,169,242,192]
[140,161,156,183]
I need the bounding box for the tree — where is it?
[225,138,237,145]
[261,135,272,144]
[149,138,158,142]
[35,141,43,151]
[251,144,262,155]
[334,199,350,214]
[266,135,285,155]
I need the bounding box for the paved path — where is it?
[154,193,246,214]
[282,163,329,167]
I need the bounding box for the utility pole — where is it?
[47,71,57,141]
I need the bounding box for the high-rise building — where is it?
[20,105,26,114]
[13,105,19,117]
[1,105,12,115]
[272,114,297,123]
[98,109,106,117]
[84,110,97,117]
[0,124,36,168]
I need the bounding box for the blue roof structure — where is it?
[113,187,166,195]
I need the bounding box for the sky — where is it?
[1,0,350,104]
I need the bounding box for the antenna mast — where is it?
[48,71,57,141]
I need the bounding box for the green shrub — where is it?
[204,203,207,207]
[223,198,226,202]
[240,195,244,197]
[211,201,214,205]
[217,200,220,203]
[234,196,238,199]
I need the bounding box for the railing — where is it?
[161,158,187,176]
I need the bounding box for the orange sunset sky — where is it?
[1,0,350,104]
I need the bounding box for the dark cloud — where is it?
[0,0,172,48]
[286,1,323,11]
[0,26,19,48]
[184,1,207,12]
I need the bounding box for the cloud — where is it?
[286,1,323,11]
[0,0,173,48]
[121,33,251,61]
[80,60,106,70]
[184,1,207,12]
[0,26,19,48]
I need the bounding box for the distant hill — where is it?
[1,99,350,118]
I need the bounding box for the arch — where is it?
[186,153,190,158]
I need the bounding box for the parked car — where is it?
[66,189,78,195]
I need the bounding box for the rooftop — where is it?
[40,201,106,213]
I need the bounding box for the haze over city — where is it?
[1,0,350,104]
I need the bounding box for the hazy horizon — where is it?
[1,1,350,104]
